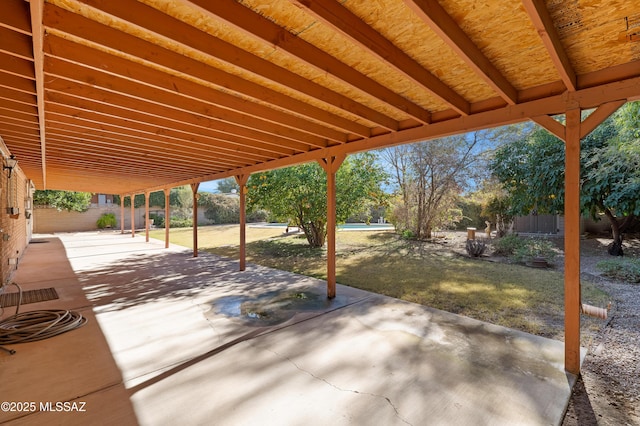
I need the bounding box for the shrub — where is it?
[597,258,640,283]
[149,213,165,228]
[170,217,193,228]
[401,229,415,239]
[203,194,240,224]
[492,234,526,256]
[247,209,269,223]
[513,238,557,263]
[96,213,117,229]
[465,239,487,257]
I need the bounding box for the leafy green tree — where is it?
[33,190,92,212]
[199,193,240,224]
[490,102,640,255]
[216,177,240,194]
[247,153,387,247]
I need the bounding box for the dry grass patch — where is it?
[152,227,609,341]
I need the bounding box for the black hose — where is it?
[0,282,87,349]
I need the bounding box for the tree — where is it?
[490,102,640,255]
[383,133,483,239]
[33,190,92,212]
[247,153,387,247]
[216,177,240,194]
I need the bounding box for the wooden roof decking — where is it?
[0,0,639,194]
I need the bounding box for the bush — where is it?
[492,234,526,256]
[597,258,640,283]
[247,209,269,223]
[170,217,193,228]
[149,213,165,228]
[466,239,487,257]
[203,194,240,224]
[96,213,117,229]
[513,238,557,263]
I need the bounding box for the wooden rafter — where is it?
[404,0,517,105]
[29,0,47,188]
[293,0,470,115]
[522,0,577,92]
[75,0,400,131]
[181,0,433,124]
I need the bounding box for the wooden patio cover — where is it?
[1,0,639,374]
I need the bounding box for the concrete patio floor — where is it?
[1,231,581,425]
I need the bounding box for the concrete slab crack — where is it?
[268,348,413,426]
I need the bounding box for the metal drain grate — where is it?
[0,288,59,308]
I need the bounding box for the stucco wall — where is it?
[34,205,212,234]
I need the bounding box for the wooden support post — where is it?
[120,194,125,234]
[130,195,135,238]
[144,191,150,243]
[191,183,200,257]
[164,188,170,249]
[234,174,249,271]
[564,108,581,375]
[319,155,346,299]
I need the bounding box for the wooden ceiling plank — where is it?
[403,0,517,105]
[0,87,37,106]
[183,0,433,124]
[0,0,32,35]
[44,120,250,168]
[0,98,39,116]
[74,0,399,130]
[0,51,36,80]
[46,103,278,162]
[44,57,327,151]
[44,35,337,146]
[522,0,576,92]
[45,5,371,139]
[45,110,263,166]
[45,84,300,156]
[0,70,36,94]
[45,92,290,159]
[0,27,34,61]
[43,139,229,174]
[293,0,470,115]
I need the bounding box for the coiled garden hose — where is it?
[0,282,87,353]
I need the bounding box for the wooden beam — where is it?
[164,188,170,249]
[580,100,625,139]
[531,115,565,140]
[120,194,125,234]
[564,108,582,375]
[182,0,432,124]
[75,0,399,130]
[128,75,640,195]
[130,195,135,238]
[43,40,332,148]
[522,0,577,92]
[318,154,345,299]
[28,0,46,188]
[45,5,370,139]
[144,191,150,243]
[191,183,199,258]
[235,174,250,271]
[294,0,470,115]
[45,89,296,158]
[404,0,517,105]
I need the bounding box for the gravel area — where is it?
[561,237,640,426]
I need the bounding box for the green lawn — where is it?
[150,225,609,341]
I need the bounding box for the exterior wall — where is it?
[34,205,212,234]
[1,167,32,285]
